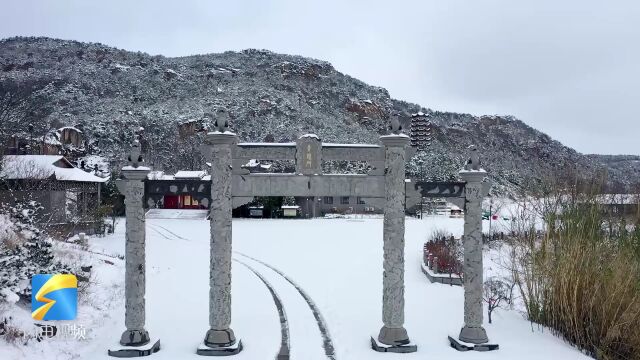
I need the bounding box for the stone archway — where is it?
[108,115,495,357]
[200,111,416,354]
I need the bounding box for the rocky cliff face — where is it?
[0,37,632,194]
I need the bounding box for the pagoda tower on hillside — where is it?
[410,112,432,149]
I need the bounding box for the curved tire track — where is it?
[147,225,177,241]
[233,258,290,360]
[236,252,336,360]
[148,223,191,241]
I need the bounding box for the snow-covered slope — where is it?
[0,37,630,194]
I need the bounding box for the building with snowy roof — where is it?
[0,155,108,234]
[5,126,86,160]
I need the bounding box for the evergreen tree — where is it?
[0,202,71,303]
[282,196,296,206]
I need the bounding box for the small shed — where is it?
[281,205,300,218]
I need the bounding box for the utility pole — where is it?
[488,197,493,238]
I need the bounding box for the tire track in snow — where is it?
[147,225,179,242]
[236,252,336,360]
[148,223,191,241]
[233,258,290,360]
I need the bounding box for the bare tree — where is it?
[483,277,510,324]
[0,77,55,145]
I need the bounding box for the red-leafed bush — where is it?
[424,233,462,275]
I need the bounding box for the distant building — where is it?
[5,126,86,160]
[58,127,84,149]
[593,194,640,221]
[0,155,107,234]
[296,196,381,218]
[145,170,211,210]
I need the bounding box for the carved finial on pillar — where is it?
[127,138,143,168]
[464,145,481,171]
[213,107,230,133]
[390,116,403,135]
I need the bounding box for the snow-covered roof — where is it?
[1,155,107,183]
[174,170,207,179]
[281,205,300,209]
[593,194,639,205]
[323,143,380,148]
[238,142,296,147]
[243,159,273,170]
[147,171,175,180]
[58,126,83,133]
[43,131,61,145]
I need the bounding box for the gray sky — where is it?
[2,0,639,155]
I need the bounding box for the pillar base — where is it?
[449,336,498,352]
[196,339,243,356]
[204,328,237,347]
[108,338,160,357]
[370,336,417,353]
[458,325,489,344]
[377,325,411,346]
[119,329,151,347]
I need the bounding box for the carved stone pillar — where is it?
[198,111,242,355]
[109,140,160,357]
[458,169,489,344]
[372,130,416,353]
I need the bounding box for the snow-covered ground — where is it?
[1,215,589,360]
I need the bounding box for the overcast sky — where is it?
[2,1,639,155]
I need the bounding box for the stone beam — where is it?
[233,143,296,160]
[231,174,385,198]
[321,144,384,161]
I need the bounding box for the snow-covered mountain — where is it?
[0,37,632,193]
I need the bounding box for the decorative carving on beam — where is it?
[409,181,466,198]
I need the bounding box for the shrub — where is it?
[0,202,72,303]
[424,230,462,275]
[512,189,640,360]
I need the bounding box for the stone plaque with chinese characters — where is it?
[295,134,322,175]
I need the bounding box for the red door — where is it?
[164,195,180,209]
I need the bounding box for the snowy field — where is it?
[1,214,590,360]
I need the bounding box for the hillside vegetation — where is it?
[1,37,637,193]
